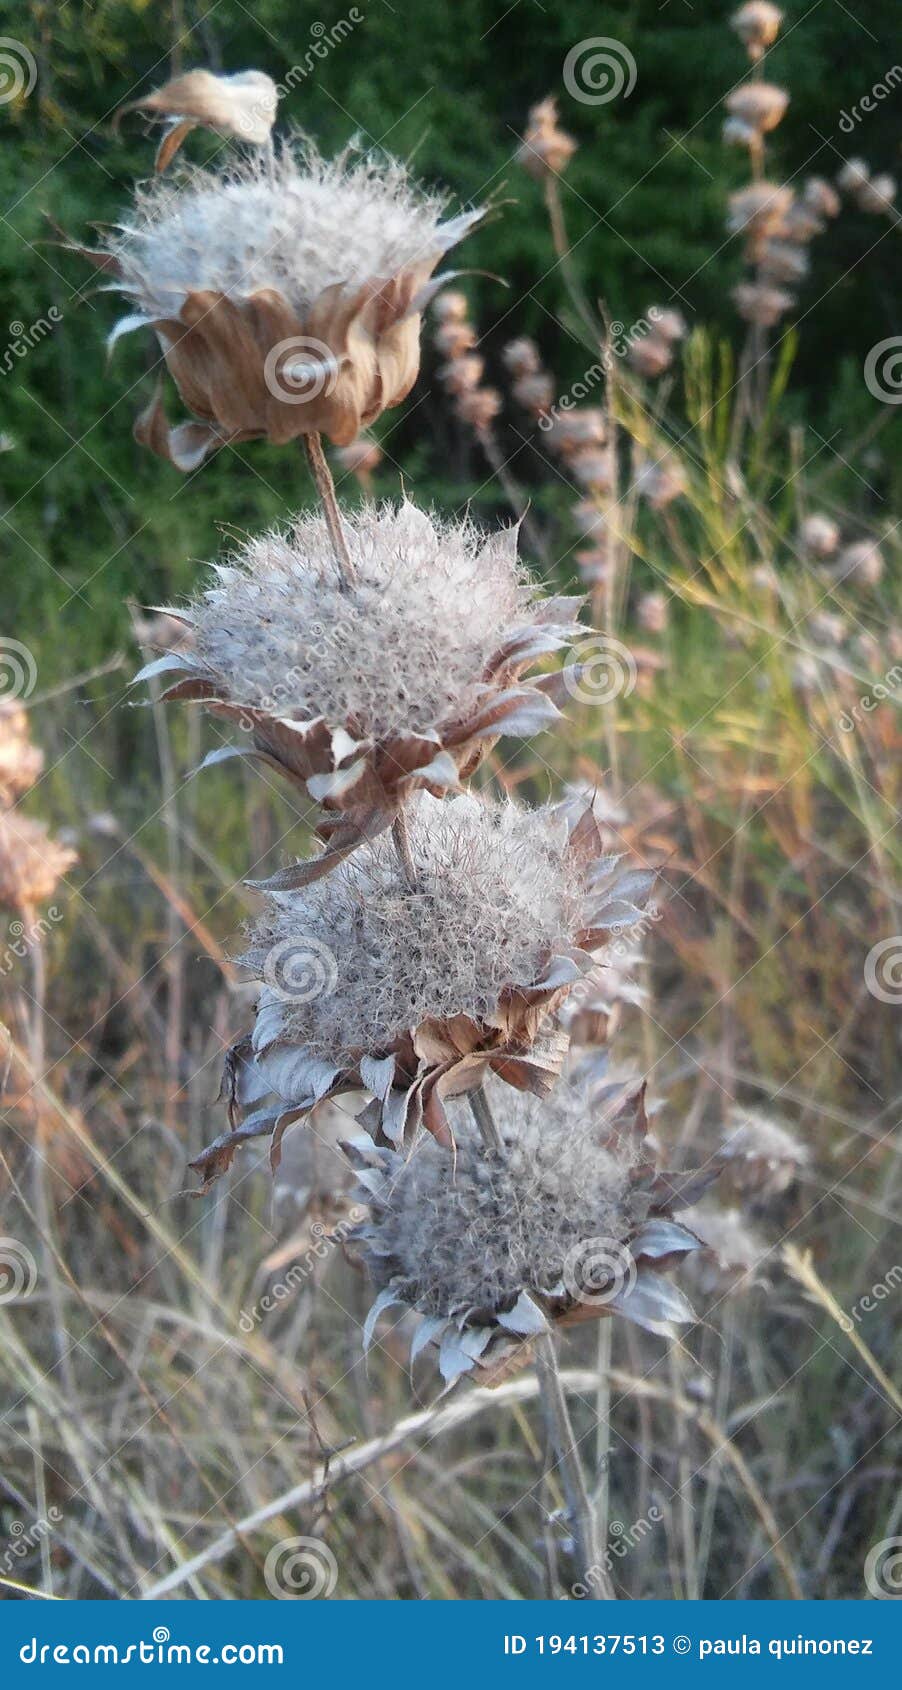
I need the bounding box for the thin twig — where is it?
[302,432,356,586]
[535,1331,611,1599]
[467,1084,504,1154]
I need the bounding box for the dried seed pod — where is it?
[648,308,687,344]
[545,408,607,454]
[727,182,793,238]
[351,1076,703,1383]
[137,500,594,881]
[516,96,577,181]
[856,173,896,215]
[731,2,782,61]
[85,143,484,466]
[194,795,657,1183]
[502,338,542,378]
[759,239,809,284]
[432,289,470,323]
[569,447,616,493]
[725,83,789,134]
[634,457,687,509]
[802,177,841,220]
[798,513,840,558]
[114,68,280,170]
[682,1204,768,1296]
[627,335,673,379]
[0,812,77,913]
[454,386,502,431]
[721,1108,808,1196]
[511,372,555,415]
[732,281,794,326]
[440,352,485,395]
[838,539,884,586]
[0,704,43,807]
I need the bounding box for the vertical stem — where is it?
[302,433,356,587]
[593,1319,612,1555]
[391,810,417,889]
[467,1083,503,1154]
[535,1330,613,1599]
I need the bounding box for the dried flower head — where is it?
[0,812,77,913]
[502,338,542,379]
[195,795,655,1185]
[682,1203,768,1296]
[802,177,841,221]
[139,501,589,878]
[731,3,782,60]
[546,409,607,455]
[721,1107,808,1196]
[454,386,502,432]
[114,69,280,171]
[759,239,809,284]
[725,83,789,134]
[516,97,577,180]
[637,592,669,635]
[627,336,673,379]
[727,182,792,239]
[798,513,840,558]
[838,539,884,586]
[91,142,483,467]
[0,704,43,807]
[733,281,794,326]
[634,456,687,509]
[351,1077,702,1382]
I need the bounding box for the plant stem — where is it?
[534,1330,612,1599]
[391,811,417,887]
[593,1319,612,1555]
[302,432,356,586]
[467,1083,503,1154]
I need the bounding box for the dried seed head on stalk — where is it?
[733,281,794,326]
[721,1107,808,1196]
[89,140,484,467]
[0,811,77,913]
[724,83,789,135]
[516,97,577,181]
[731,2,782,60]
[0,704,44,807]
[727,182,793,240]
[139,501,591,876]
[194,794,656,1186]
[837,539,884,586]
[798,513,840,558]
[350,1076,703,1382]
[682,1203,769,1296]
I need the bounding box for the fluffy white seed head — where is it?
[243,794,584,1065]
[108,141,452,320]
[362,1078,645,1318]
[185,501,533,738]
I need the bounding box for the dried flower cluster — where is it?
[351,1077,703,1381]
[731,3,782,62]
[516,97,576,181]
[85,140,482,467]
[432,291,501,435]
[194,794,656,1185]
[837,159,897,217]
[626,308,687,380]
[0,704,76,914]
[139,501,589,877]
